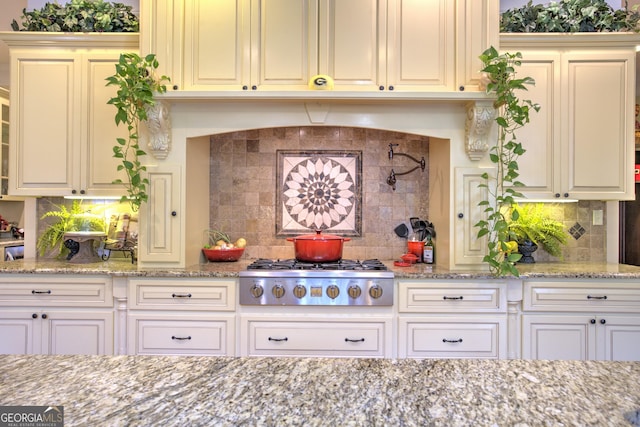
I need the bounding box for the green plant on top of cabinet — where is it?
[0,32,138,198]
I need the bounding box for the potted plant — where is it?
[106,53,170,212]
[11,0,139,32]
[37,200,107,259]
[500,0,640,33]
[507,203,569,263]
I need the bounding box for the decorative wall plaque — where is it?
[276,150,362,237]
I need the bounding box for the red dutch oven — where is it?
[287,230,351,262]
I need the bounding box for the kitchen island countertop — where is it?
[2,258,640,279]
[0,355,638,426]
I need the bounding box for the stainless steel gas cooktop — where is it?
[239,259,394,306]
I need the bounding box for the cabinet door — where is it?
[10,52,80,196]
[512,51,561,199]
[81,54,126,196]
[596,315,640,361]
[138,165,182,264]
[562,50,634,200]
[522,314,595,360]
[454,167,492,265]
[45,311,114,355]
[320,0,386,90]
[1,89,9,197]
[385,0,455,91]
[0,311,36,354]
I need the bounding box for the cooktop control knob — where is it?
[272,284,286,299]
[250,284,264,298]
[293,284,307,299]
[369,284,383,299]
[326,284,340,299]
[347,285,362,299]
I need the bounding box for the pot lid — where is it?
[292,230,346,241]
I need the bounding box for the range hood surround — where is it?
[144,93,497,268]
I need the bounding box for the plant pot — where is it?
[517,241,538,264]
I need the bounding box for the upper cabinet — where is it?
[0,33,138,197]
[141,0,498,93]
[0,87,9,198]
[501,34,637,201]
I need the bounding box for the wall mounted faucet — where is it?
[386,143,425,190]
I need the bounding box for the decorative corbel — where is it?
[143,100,172,159]
[465,101,495,161]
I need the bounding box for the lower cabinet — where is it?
[521,280,640,361]
[240,316,392,358]
[0,275,114,355]
[127,278,236,356]
[398,280,508,359]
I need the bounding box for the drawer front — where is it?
[524,281,640,312]
[128,279,235,311]
[399,316,506,359]
[0,276,112,307]
[245,320,388,357]
[399,281,506,313]
[128,314,235,356]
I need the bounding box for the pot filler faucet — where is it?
[386,143,425,190]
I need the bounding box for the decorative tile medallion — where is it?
[276,150,362,236]
[569,222,586,240]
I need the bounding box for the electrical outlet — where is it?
[593,209,603,226]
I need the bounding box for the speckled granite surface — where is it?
[0,355,638,426]
[2,258,640,280]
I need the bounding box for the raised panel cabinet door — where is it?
[509,51,561,199]
[45,311,114,355]
[562,50,634,200]
[454,167,493,265]
[138,165,182,264]
[386,0,455,91]
[319,0,386,90]
[81,54,127,197]
[596,315,640,361]
[183,0,251,89]
[522,314,594,360]
[251,0,318,89]
[0,312,36,354]
[10,53,80,195]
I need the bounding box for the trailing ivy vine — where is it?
[106,53,170,212]
[475,46,539,277]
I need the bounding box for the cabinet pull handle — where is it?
[443,296,463,300]
[268,337,288,342]
[587,295,607,300]
[172,293,192,298]
[442,338,463,343]
[171,336,191,341]
[31,290,51,295]
[344,338,365,343]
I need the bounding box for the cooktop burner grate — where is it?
[246,258,388,271]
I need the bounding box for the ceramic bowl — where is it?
[202,247,245,262]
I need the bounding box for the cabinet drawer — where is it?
[128,278,235,311]
[523,281,640,312]
[244,319,389,358]
[0,276,112,307]
[128,313,235,356]
[399,316,506,359]
[398,281,506,313]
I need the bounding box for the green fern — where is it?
[508,203,569,258]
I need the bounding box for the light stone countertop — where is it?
[2,258,640,280]
[0,355,638,426]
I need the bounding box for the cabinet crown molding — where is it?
[0,31,139,48]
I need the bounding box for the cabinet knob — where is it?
[251,85,257,90]
[242,85,248,90]
[459,85,465,91]
[41,314,47,319]
[563,193,569,198]
[379,86,385,91]
[171,211,177,217]
[590,318,596,324]
[388,85,394,91]
[172,85,179,90]
[600,318,606,325]
[32,313,38,319]
[71,189,77,195]
[80,189,86,195]
[555,193,560,198]
[457,213,464,219]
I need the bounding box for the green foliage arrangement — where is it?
[106,53,170,212]
[11,0,139,33]
[501,0,640,33]
[475,46,540,277]
[508,204,569,258]
[37,200,106,258]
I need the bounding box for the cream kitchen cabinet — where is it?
[398,280,508,358]
[0,275,114,355]
[127,278,235,355]
[0,87,9,197]
[521,280,640,361]
[0,33,136,197]
[501,34,637,200]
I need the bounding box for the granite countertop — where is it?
[0,355,638,426]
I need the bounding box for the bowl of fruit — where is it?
[202,229,247,262]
